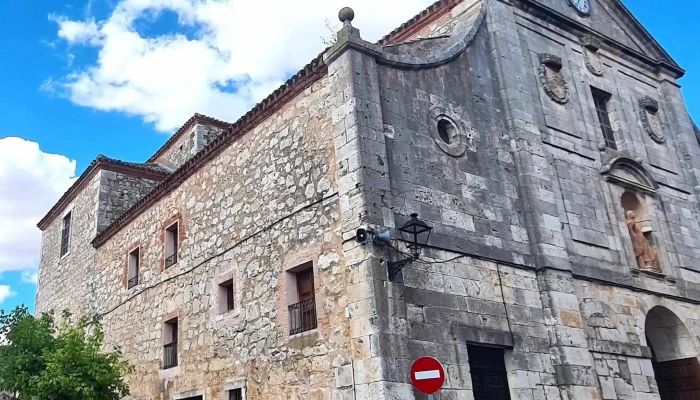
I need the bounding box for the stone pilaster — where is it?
[485,0,598,397]
[659,77,700,200]
[324,11,407,398]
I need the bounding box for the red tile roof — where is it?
[91,54,327,247]
[146,113,230,163]
[378,0,458,46]
[37,155,171,230]
[42,0,455,244]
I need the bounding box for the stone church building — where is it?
[35,0,700,399]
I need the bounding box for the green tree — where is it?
[0,306,132,400]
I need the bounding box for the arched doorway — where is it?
[645,306,700,399]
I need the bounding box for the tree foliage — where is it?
[0,306,132,400]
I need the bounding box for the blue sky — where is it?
[0,0,698,313]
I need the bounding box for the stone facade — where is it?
[36,0,700,399]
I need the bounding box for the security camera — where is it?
[356,228,370,244]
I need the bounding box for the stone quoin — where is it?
[35,0,700,399]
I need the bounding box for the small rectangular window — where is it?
[287,262,317,335]
[127,248,140,289]
[60,212,72,256]
[163,318,178,369]
[165,222,179,269]
[591,87,617,150]
[219,279,235,313]
[228,388,243,400]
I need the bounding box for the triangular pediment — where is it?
[601,157,658,195]
[523,0,682,76]
[593,0,679,68]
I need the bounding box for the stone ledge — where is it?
[454,325,514,349]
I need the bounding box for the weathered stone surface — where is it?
[35,0,700,399]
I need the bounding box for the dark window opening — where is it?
[60,212,72,256]
[228,388,243,400]
[468,346,511,400]
[219,279,235,313]
[163,318,178,369]
[437,118,455,144]
[288,264,317,335]
[165,222,179,268]
[127,248,140,289]
[591,87,617,150]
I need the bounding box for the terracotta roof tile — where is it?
[377,0,458,46]
[54,0,453,246]
[146,113,230,163]
[91,54,328,247]
[37,155,171,230]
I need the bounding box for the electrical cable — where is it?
[94,192,339,319]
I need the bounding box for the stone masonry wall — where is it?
[398,249,565,399]
[512,6,700,294]
[88,74,352,399]
[381,16,532,270]
[96,171,163,234]
[574,279,700,400]
[35,1,700,400]
[155,123,226,170]
[36,171,100,317]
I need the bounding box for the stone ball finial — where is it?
[338,7,355,26]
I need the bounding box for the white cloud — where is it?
[0,286,16,304]
[49,0,435,131]
[50,15,100,45]
[21,270,39,285]
[0,137,77,272]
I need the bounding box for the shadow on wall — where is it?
[645,306,697,363]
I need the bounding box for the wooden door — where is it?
[654,357,700,400]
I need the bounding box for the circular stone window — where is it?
[437,118,456,144]
[428,106,471,157]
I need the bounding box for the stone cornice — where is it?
[377,0,461,46]
[324,1,485,71]
[512,0,685,79]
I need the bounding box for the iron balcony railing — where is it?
[288,297,317,335]
[163,342,177,369]
[127,276,138,289]
[165,253,178,269]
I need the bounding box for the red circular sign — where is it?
[410,356,445,394]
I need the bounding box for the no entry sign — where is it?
[410,356,445,394]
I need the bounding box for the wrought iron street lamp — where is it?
[388,213,433,281]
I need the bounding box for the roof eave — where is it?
[37,159,170,231]
[146,114,230,163]
[91,54,328,248]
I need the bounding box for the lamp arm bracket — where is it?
[387,255,417,281]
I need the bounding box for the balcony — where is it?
[288,297,317,335]
[163,342,178,369]
[165,253,178,269]
[127,276,138,289]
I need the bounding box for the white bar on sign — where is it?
[415,370,440,380]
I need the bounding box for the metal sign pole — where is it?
[427,395,434,400]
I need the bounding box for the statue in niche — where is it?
[626,210,661,272]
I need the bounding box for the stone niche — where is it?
[601,157,662,273]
